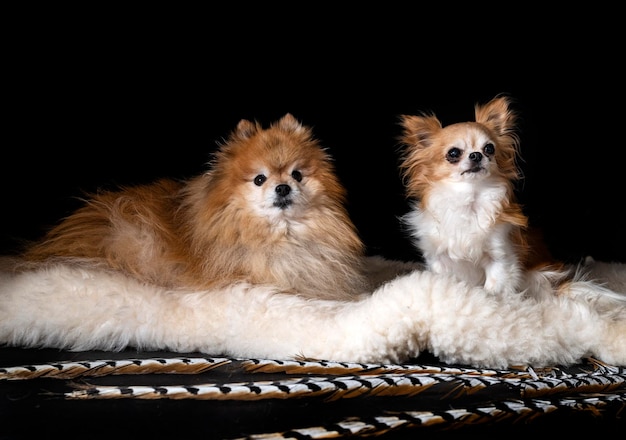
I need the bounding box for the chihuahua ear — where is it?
[399,114,443,149]
[476,95,521,180]
[474,95,516,137]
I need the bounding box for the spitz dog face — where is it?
[203,114,349,232]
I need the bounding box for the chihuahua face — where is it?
[440,124,499,178]
[399,97,520,203]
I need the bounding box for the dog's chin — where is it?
[272,198,293,209]
[245,193,307,226]
[266,197,306,222]
[460,166,489,178]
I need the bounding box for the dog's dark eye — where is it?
[291,170,303,182]
[254,174,267,186]
[483,143,495,156]
[446,147,462,163]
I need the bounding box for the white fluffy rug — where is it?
[1,255,625,369]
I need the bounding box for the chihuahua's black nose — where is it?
[275,184,291,197]
[469,152,483,163]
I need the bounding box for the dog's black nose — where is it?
[469,152,483,163]
[275,184,291,197]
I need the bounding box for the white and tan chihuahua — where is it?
[398,95,555,295]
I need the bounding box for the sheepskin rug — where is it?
[1,255,625,369]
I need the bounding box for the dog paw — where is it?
[484,278,517,296]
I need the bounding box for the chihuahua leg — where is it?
[484,226,523,295]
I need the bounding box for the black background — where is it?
[2,9,626,439]
[3,11,625,265]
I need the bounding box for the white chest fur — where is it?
[404,180,510,262]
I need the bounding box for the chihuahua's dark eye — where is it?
[254,174,267,186]
[483,143,495,156]
[446,147,462,163]
[291,170,303,182]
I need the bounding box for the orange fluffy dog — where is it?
[23,114,370,300]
